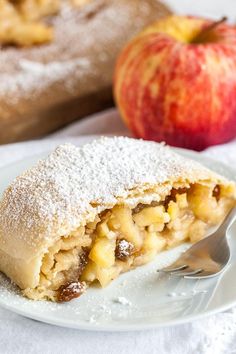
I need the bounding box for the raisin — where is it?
[213,185,220,201]
[133,201,160,214]
[163,188,188,209]
[115,239,134,261]
[78,247,89,276]
[99,209,111,220]
[57,281,86,302]
[133,204,145,214]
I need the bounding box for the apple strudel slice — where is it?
[0,137,235,302]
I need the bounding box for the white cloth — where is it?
[0,109,236,354]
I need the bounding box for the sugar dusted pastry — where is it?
[0,0,171,144]
[0,137,235,302]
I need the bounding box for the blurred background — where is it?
[0,0,236,149]
[166,0,235,22]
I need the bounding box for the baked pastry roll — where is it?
[0,0,171,144]
[0,137,235,302]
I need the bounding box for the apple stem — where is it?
[192,16,227,44]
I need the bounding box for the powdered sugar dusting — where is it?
[0,137,222,257]
[0,0,170,104]
[115,239,134,261]
[62,282,86,293]
[113,296,132,306]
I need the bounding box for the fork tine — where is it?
[171,269,203,277]
[157,264,188,273]
[184,269,221,279]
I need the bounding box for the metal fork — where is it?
[158,207,236,279]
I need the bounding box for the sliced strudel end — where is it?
[0,137,235,302]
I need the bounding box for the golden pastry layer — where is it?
[0,137,235,302]
[0,0,92,46]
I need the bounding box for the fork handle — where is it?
[218,206,236,233]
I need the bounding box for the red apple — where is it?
[114,15,236,150]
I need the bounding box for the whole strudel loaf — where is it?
[0,0,171,144]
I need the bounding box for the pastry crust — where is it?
[0,137,235,301]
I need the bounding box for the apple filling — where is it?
[24,182,235,302]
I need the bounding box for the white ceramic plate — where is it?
[0,135,236,331]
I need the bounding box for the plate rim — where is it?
[0,292,235,332]
[0,135,235,331]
